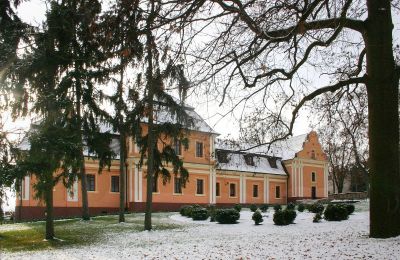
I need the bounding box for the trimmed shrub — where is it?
[286,202,296,210]
[324,204,349,221]
[313,213,322,223]
[250,204,258,212]
[273,204,282,211]
[273,209,297,225]
[252,210,263,225]
[215,209,240,224]
[234,204,242,212]
[344,204,355,215]
[207,204,217,222]
[180,205,193,217]
[260,204,269,212]
[285,209,297,224]
[297,203,305,212]
[191,208,209,221]
[308,203,324,214]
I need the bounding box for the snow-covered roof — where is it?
[215,134,308,161]
[215,150,286,176]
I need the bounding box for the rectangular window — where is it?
[196,179,204,195]
[111,176,120,192]
[174,140,182,156]
[174,177,182,194]
[196,142,203,157]
[253,184,259,198]
[87,174,95,191]
[216,182,220,197]
[229,183,236,197]
[312,172,316,182]
[152,176,158,193]
[275,185,281,199]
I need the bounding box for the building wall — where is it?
[285,131,329,201]
[16,130,330,220]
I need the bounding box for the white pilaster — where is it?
[300,160,304,197]
[293,160,297,197]
[239,174,243,203]
[266,175,270,203]
[23,176,30,200]
[129,161,133,202]
[134,166,139,202]
[243,175,247,204]
[263,175,267,203]
[324,163,329,197]
[209,167,213,204]
[138,169,143,202]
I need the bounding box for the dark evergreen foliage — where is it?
[324,204,349,221]
[234,204,242,212]
[252,210,263,225]
[191,208,209,221]
[215,209,240,224]
[260,204,269,212]
[273,209,297,225]
[249,204,258,212]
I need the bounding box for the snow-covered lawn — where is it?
[2,203,400,259]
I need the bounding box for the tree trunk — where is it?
[119,131,126,223]
[45,184,54,240]
[366,0,400,238]
[76,79,90,221]
[144,0,156,231]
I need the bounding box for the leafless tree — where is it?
[180,0,399,238]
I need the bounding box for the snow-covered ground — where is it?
[2,204,400,259]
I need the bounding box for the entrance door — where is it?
[311,187,317,199]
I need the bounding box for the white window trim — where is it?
[216,182,221,197]
[275,185,281,199]
[311,172,317,183]
[195,141,204,158]
[253,184,259,198]
[173,177,184,195]
[195,178,205,196]
[110,175,120,194]
[229,182,237,198]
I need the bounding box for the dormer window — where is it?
[244,154,254,166]
[268,157,278,168]
[217,151,229,163]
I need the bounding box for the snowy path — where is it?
[2,210,400,259]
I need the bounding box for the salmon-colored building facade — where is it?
[16,105,328,220]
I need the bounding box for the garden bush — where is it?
[273,204,282,211]
[180,205,193,217]
[344,204,355,215]
[250,204,258,212]
[207,204,217,222]
[215,209,240,224]
[324,204,349,221]
[252,210,263,225]
[191,207,209,221]
[308,203,324,214]
[234,204,242,212]
[297,203,305,212]
[260,204,269,212]
[313,213,322,223]
[286,202,296,210]
[273,209,297,225]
